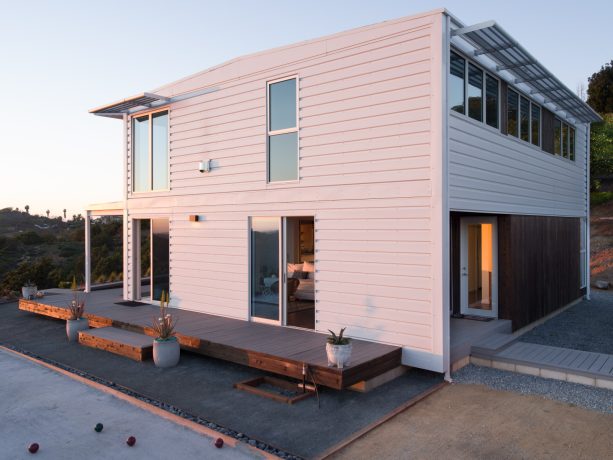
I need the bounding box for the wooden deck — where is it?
[19,289,402,390]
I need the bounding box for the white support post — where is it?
[84,211,91,293]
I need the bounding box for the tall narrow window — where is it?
[531,104,541,146]
[520,97,530,142]
[449,52,465,114]
[467,63,483,121]
[152,112,169,190]
[553,118,562,155]
[507,90,519,137]
[485,75,499,128]
[562,123,569,158]
[133,115,150,192]
[569,127,575,161]
[132,110,169,192]
[268,78,298,182]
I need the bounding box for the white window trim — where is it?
[266,76,299,184]
[131,107,170,194]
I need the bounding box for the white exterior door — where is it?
[460,216,498,318]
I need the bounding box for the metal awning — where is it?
[89,87,219,119]
[89,93,170,119]
[452,20,601,124]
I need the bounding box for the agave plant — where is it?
[327,327,350,345]
[68,293,86,320]
[152,291,177,341]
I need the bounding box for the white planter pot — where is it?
[22,286,37,300]
[326,343,352,368]
[66,318,89,342]
[153,338,180,368]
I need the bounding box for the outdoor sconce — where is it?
[188,215,201,222]
[198,159,212,173]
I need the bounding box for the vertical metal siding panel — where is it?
[448,114,587,217]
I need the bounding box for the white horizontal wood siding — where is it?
[448,112,588,217]
[124,11,445,371]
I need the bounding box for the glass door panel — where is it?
[460,217,497,317]
[250,217,280,322]
[151,219,169,301]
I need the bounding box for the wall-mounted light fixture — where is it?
[188,215,201,222]
[198,159,212,173]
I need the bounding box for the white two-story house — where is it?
[86,8,600,376]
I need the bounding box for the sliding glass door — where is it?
[249,216,315,329]
[135,218,169,303]
[250,217,281,322]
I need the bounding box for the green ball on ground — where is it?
[94,423,103,432]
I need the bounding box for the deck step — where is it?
[471,332,516,355]
[78,327,153,361]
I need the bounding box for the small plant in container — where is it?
[22,280,37,300]
[152,291,180,368]
[66,293,89,342]
[326,327,352,368]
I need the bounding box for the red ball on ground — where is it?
[28,443,39,454]
[126,436,136,447]
[215,438,224,449]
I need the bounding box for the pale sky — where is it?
[1,0,610,217]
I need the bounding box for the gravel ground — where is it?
[519,290,613,354]
[453,364,613,414]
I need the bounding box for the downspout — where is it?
[442,14,452,382]
[586,122,591,300]
[122,113,130,301]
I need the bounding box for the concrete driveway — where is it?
[0,348,265,459]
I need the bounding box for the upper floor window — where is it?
[133,110,168,192]
[558,121,575,160]
[485,75,499,128]
[531,104,541,147]
[569,127,575,161]
[467,63,483,121]
[507,89,519,137]
[553,118,562,155]
[267,77,298,182]
[449,52,465,114]
[520,96,530,142]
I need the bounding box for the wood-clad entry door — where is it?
[460,217,498,318]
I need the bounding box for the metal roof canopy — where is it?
[452,20,601,124]
[90,87,219,119]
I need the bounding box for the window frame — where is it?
[131,107,170,194]
[266,75,299,184]
[449,48,501,131]
[530,103,542,148]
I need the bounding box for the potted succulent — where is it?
[326,328,352,368]
[152,291,180,368]
[66,293,89,341]
[22,280,37,300]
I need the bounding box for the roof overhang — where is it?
[86,201,124,217]
[451,20,602,124]
[89,87,219,119]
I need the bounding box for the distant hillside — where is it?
[0,208,122,297]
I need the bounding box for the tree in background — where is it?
[590,114,613,190]
[63,209,67,219]
[46,209,50,218]
[25,205,30,215]
[587,60,613,198]
[587,60,613,114]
